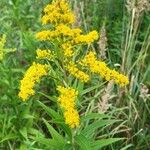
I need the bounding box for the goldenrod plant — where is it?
[18,0,129,149]
[19,0,128,126]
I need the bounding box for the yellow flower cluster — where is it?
[36,25,98,45]
[57,86,79,128]
[36,24,82,41]
[66,62,90,82]
[18,62,48,101]
[35,30,58,41]
[61,42,73,57]
[74,31,99,44]
[81,51,129,86]
[56,24,82,37]
[0,34,16,61]
[36,0,98,47]
[41,0,75,25]
[36,49,53,60]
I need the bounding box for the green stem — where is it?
[72,129,76,150]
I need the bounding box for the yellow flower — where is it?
[36,1,99,48]
[74,30,99,44]
[36,49,54,60]
[81,51,129,86]
[36,25,81,42]
[56,24,74,37]
[66,62,90,82]
[64,109,79,128]
[61,43,73,57]
[41,0,75,25]
[18,62,48,101]
[55,24,82,38]
[57,86,79,128]
[35,30,58,41]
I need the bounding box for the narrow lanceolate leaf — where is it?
[77,81,84,93]
[43,119,65,148]
[38,92,57,102]
[0,134,17,143]
[38,101,72,138]
[120,144,134,150]
[62,143,73,150]
[19,127,28,140]
[80,83,106,96]
[81,113,110,122]
[75,133,92,150]
[35,137,63,150]
[43,119,65,144]
[81,120,119,138]
[37,100,62,119]
[91,138,122,150]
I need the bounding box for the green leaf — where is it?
[43,119,65,146]
[38,92,57,102]
[80,83,105,96]
[37,100,61,120]
[35,137,62,150]
[19,127,28,140]
[81,113,110,122]
[23,114,35,119]
[37,101,72,138]
[72,78,78,88]
[92,138,122,150]
[57,122,72,139]
[75,133,92,150]
[77,81,84,93]
[28,128,44,137]
[81,120,119,138]
[0,134,17,143]
[63,143,72,150]
[19,144,27,150]
[120,144,133,150]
